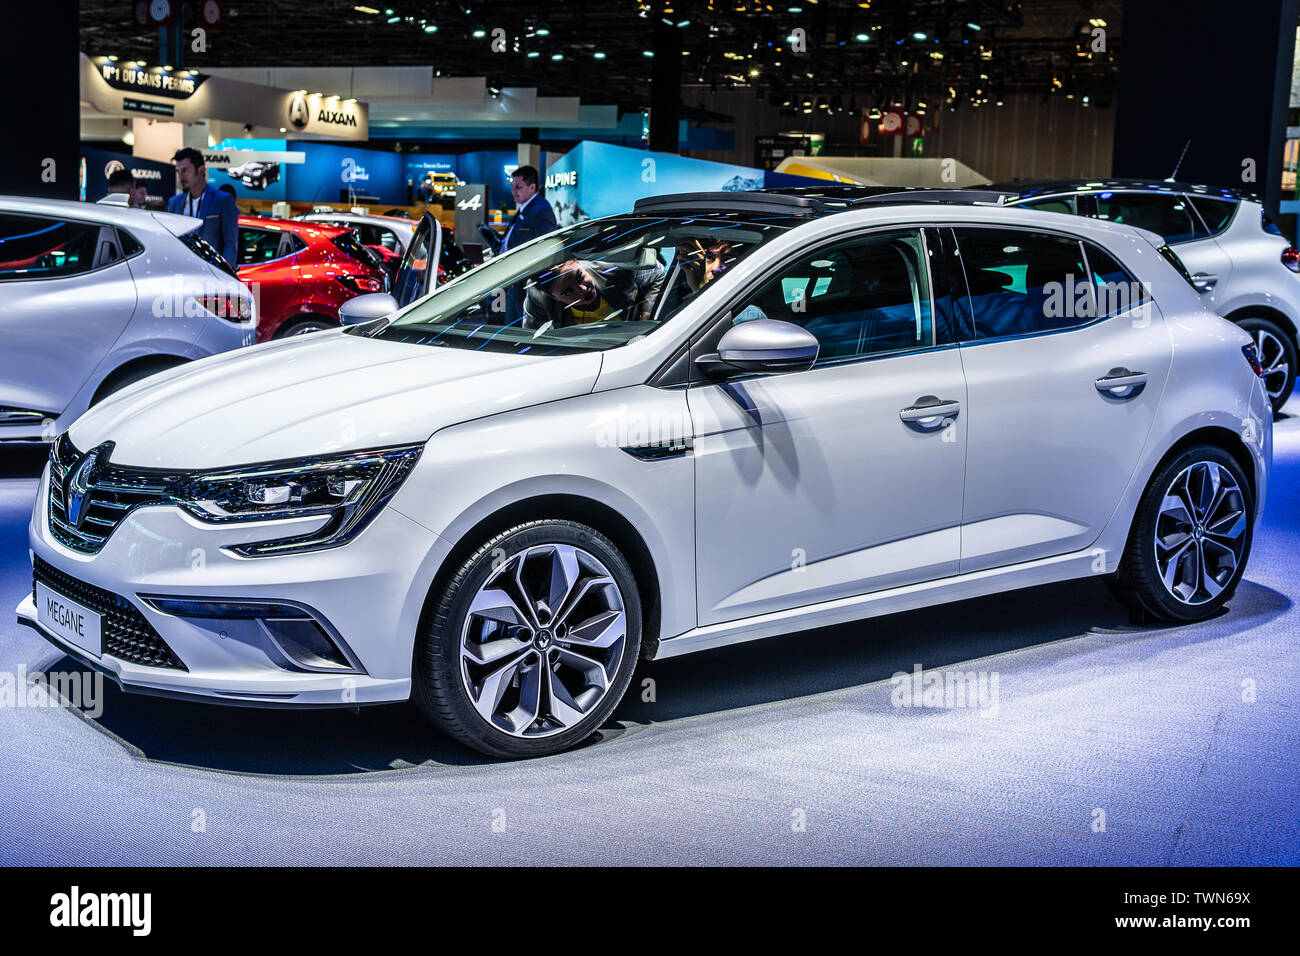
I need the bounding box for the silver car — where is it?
[0,197,256,442]
[18,190,1271,759]
[992,180,1299,411]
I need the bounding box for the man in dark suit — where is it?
[502,165,557,322]
[167,147,239,266]
[523,258,665,329]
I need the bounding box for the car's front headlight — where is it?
[172,445,423,556]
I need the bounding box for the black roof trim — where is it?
[631,191,825,218]
[984,179,1261,203]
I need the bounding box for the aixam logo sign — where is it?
[287,92,310,130]
[318,107,358,127]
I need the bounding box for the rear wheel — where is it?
[1235,315,1295,411]
[1110,445,1253,623]
[413,520,641,758]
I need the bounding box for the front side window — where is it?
[0,214,102,281]
[728,229,933,365]
[359,214,793,355]
[954,228,1093,339]
[1091,192,1204,244]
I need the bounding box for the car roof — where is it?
[238,213,347,240]
[631,187,1021,220]
[984,179,1258,203]
[0,195,197,234]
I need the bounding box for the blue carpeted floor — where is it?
[0,405,1296,866]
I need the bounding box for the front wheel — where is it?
[413,520,642,758]
[1111,445,1254,623]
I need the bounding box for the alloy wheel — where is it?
[1252,327,1290,403]
[1154,461,1248,605]
[459,543,627,738]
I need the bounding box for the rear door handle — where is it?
[1095,367,1147,397]
[899,395,961,427]
[1191,272,1218,293]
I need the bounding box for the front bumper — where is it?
[19,464,450,707]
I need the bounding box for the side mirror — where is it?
[339,293,399,326]
[697,318,820,377]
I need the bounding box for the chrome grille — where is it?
[47,435,174,555]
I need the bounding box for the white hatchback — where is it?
[17,190,1272,757]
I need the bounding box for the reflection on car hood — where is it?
[68,330,603,469]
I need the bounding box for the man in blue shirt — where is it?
[502,165,557,322]
[167,147,239,266]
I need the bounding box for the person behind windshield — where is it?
[678,238,733,291]
[523,258,665,328]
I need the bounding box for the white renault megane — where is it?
[17,189,1272,757]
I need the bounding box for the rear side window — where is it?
[0,214,102,280]
[1019,197,1075,215]
[1082,242,1148,317]
[331,230,381,267]
[1186,196,1237,235]
[953,228,1092,339]
[1091,192,1204,244]
[179,229,237,278]
[1261,211,1284,237]
[1157,244,1199,289]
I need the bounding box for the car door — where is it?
[1089,190,1233,308]
[689,227,968,626]
[0,213,137,423]
[950,225,1173,573]
[391,211,443,308]
[236,226,299,333]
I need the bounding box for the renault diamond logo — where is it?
[63,443,112,529]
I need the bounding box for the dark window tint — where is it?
[1261,211,1284,237]
[1020,197,1074,215]
[1091,192,1203,244]
[1186,196,1237,235]
[1083,242,1146,317]
[955,228,1093,338]
[238,227,288,265]
[0,215,102,280]
[730,229,933,365]
[331,230,379,267]
[1157,244,1199,290]
[179,229,237,278]
[117,228,143,257]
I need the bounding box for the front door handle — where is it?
[1095,367,1148,398]
[1191,272,1218,293]
[899,395,961,428]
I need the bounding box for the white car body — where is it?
[16,200,1271,724]
[0,197,256,442]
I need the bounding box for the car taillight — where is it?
[194,293,253,322]
[336,275,384,294]
[1242,344,1265,377]
[1282,247,1300,273]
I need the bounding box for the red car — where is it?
[235,215,387,341]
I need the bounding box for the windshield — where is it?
[350,213,794,355]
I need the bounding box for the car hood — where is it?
[69,330,603,469]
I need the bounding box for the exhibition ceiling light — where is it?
[77,0,1121,117]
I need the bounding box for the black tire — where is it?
[413,520,642,758]
[275,316,336,338]
[1110,445,1254,623]
[91,359,186,406]
[1234,315,1296,412]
